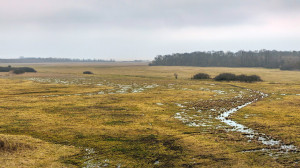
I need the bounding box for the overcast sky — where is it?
[1,0,300,60]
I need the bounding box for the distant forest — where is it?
[149,50,300,70]
[0,57,115,63]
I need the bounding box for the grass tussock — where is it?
[0,134,33,152]
[0,134,80,167]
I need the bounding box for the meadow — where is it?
[0,63,299,167]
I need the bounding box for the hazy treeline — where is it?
[149,50,300,70]
[0,57,115,63]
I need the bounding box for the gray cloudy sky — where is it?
[1,0,300,60]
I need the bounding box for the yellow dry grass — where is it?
[0,62,299,167]
[0,134,79,168]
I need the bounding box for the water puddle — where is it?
[173,103,214,128]
[82,148,121,168]
[32,77,160,97]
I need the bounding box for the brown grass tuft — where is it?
[0,135,33,152]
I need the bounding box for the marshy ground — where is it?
[0,63,299,167]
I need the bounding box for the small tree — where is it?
[174,73,178,79]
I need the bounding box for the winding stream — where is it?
[216,91,298,154]
[174,89,298,157]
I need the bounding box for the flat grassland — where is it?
[0,63,299,167]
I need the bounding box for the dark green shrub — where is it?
[0,66,36,73]
[192,73,210,80]
[236,74,262,82]
[247,75,262,82]
[236,74,248,82]
[214,73,236,81]
[0,67,11,72]
[12,69,25,74]
[214,73,262,82]
[83,71,93,74]
[18,67,37,72]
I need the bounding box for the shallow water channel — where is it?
[216,91,298,154]
[174,89,298,158]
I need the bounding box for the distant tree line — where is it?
[149,50,300,70]
[0,57,115,63]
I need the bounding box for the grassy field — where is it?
[0,63,299,167]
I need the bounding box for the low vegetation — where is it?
[214,73,262,82]
[12,69,26,74]
[0,63,298,167]
[0,66,37,73]
[0,135,32,152]
[191,72,262,83]
[191,73,210,79]
[0,134,79,167]
[83,71,93,74]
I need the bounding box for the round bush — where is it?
[214,73,262,82]
[192,73,210,80]
[214,73,236,81]
[236,74,248,82]
[12,69,25,74]
[18,67,37,72]
[83,71,93,74]
[247,75,262,82]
